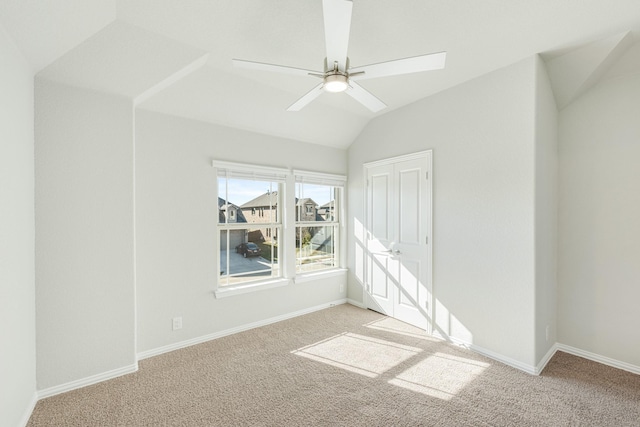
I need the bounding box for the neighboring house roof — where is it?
[240,192,324,220]
[240,191,280,209]
[318,201,335,215]
[240,191,318,209]
[218,197,247,223]
[315,201,336,222]
[240,192,319,209]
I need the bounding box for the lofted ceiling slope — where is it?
[0,0,115,72]
[544,31,635,110]
[2,0,640,148]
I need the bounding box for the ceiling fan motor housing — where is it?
[324,73,349,92]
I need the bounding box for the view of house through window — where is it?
[216,163,344,289]
[218,177,281,286]
[295,181,340,273]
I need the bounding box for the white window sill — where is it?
[294,268,348,284]
[214,278,291,299]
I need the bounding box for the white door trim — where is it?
[363,150,433,168]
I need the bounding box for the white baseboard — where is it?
[37,363,139,399]
[30,302,638,426]
[440,334,539,375]
[28,300,348,421]
[556,343,640,376]
[346,298,365,309]
[429,336,640,377]
[19,391,38,427]
[535,344,559,375]
[137,299,348,360]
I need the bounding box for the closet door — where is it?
[365,151,432,330]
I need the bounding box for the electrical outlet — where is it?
[339,283,345,293]
[172,317,182,331]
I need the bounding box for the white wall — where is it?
[35,79,136,390]
[135,110,347,354]
[534,56,558,363]
[558,67,640,367]
[0,24,37,427]
[348,57,539,367]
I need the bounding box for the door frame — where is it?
[362,150,433,333]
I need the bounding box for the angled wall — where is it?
[35,79,136,391]
[533,56,558,364]
[558,43,640,369]
[545,31,633,109]
[348,57,540,369]
[0,24,37,427]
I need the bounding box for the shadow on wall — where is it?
[352,217,474,345]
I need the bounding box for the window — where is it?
[216,162,287,288]
[295,172,344,274]
[214,161,345,294]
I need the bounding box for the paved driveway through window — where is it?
[220,250,271,277]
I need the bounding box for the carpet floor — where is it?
[28,304,640,426]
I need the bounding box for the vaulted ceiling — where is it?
[2,0,640,148]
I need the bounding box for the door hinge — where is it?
[426,171,429,180]
[426,236,429,244]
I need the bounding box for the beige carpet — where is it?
[28,304,640,426]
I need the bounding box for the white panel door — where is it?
[365,152,431,330]
[366,164,395,315]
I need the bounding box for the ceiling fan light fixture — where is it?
[323,73,349,93]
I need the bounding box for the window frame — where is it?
[294,170,346,277]
[213,161,289,297]
[212,161,346,298]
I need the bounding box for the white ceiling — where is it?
[0,0,115,71]
[2,0,640,148]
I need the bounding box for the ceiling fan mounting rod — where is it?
[323,57,347,76]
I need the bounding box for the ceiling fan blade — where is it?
[287,83,325,111]
[346,80,387,112]
[323,0,353,71]
[233,59,321,77]
[349,51,447,80]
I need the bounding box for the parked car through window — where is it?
[235,242,262,258]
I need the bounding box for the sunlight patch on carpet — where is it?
[292,333,422,378]
[389,352,489,400]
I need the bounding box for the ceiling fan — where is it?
[232,0,446,113]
